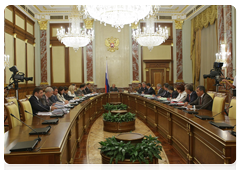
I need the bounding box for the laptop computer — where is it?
[29,126,51,135]
[10,140,39,152]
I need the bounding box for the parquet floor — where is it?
[73,115,186,164]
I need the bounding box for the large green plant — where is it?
[103,103,127,111]
[99,135,162,164]
[103,112,135,122]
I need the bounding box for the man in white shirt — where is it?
[222,76,236,89]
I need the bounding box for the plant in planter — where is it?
[99,135,162,164]
[103,103,127,111]
[103,112,135,122]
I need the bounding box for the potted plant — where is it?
[99,135,162,164]
[103,112,136,132]
[103,103,127,111]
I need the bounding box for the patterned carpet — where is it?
[86,117,169,164]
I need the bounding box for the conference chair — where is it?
[228,98,236,119]
[26,95,32,99]
[5,96,19,108]
[18,98,33,121]
[4,102,22,130]
[211,96,226,114]
[207,91,216,99]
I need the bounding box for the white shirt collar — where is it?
[201,93,204,98]
[34,95,39,101]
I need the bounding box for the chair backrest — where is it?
[26,95,32,99]
[5,97,19,108]
[207,91,216,99]
[18,98,33,121]
[4,102,22,130]
[228,98,236,119]
[212,96,226,114]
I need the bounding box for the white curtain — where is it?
[200,22,218,85]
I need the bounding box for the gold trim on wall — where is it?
[175,79,185,83]
[84,18,94,29]
[38,20,48,30]
[175,20,184,29]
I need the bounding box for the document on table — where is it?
[37,112,52,116]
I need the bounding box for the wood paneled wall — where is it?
[4,5,35,99]
[50,23,84,88]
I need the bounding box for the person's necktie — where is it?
[199,97,202,105]
[189,95,191,102]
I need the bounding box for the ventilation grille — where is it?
[20,5,35,18]
[65,16,68,19]
[196,5,202,10]
[186,10,193,18]
[159,16,172,19]
[186,5,202,18]
[50,16,63,19]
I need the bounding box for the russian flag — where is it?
[105,61,109,93]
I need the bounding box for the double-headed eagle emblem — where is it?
[105,36,120,52]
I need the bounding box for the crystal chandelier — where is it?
[132,16,169,51]
[4,54,10,69]
[57,6,94,52]
[78,5,159,32]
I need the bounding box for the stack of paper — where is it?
[37,112,52,116]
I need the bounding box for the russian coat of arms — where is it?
[105,36,120,52]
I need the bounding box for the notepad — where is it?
[37,112,52,116]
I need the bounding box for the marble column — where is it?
[175,20,184,83]
[218,6,225,54]
[225,5,233,78]
[84,18,94,84]
[38,20,48,85]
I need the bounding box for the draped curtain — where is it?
[190,5,218,89]
[200,22,218,85]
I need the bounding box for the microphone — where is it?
[183,99,213,114]
[37,103,50,112]
[25,110,58,125]
[195,106,233,120]
[10,113,41,141]
[230,125,236,137]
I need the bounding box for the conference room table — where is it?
[4,93,236,164]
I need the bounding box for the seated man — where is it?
[134,83,143,94]
[141,82,148,94]
[63,86,74,101]
[154,83,164,96]
[29,87,57,115]
[187,86,213,111]
[167,85,179,99]
[110,84,119,92]
[183,84,198,106]
[159,83,170,97]
[82,83,87,95]
[41,87,56,107]
[49,86,61,103]
[144,83,156,95]
[85,83,93,94]
[75,84,85,97]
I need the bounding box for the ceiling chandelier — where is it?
[78,5,159,32]
[57,6,94,52]
[132,16,169,51]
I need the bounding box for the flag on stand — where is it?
[105,61,109,93]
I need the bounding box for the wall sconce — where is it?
[4,54,10,69]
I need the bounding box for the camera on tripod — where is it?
[9,66,33,82]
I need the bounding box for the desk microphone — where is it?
[10,114,41,141]
[183,99,213,114]
[195,106,233,120]
[25,110,58,125]
[230,125,236,137]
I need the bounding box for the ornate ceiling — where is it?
[18,5,206,22]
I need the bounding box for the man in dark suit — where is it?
[183,84,198,106]
[49,86,61,103]
[76,84,85,96]
[85,83,93,94]
[159,83,170,97]
[144,83,156,95]
[154,83,164,96]
[167,85,179,98]
[135,83,144,94]
[141,82,148,94]
[63,86,74,101]
[187,86,213,111]
[29,87,57,115]
[40,87,55,107]
[82,84,87,95]
[110,84,119,92]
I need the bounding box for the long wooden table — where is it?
[4,93,236,164]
